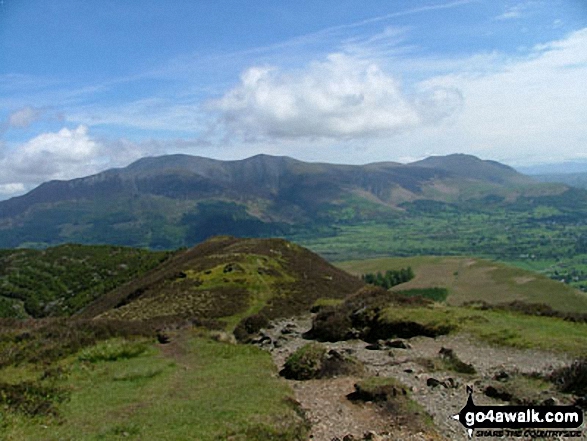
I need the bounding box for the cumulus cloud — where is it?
[209,54,463,140]
[0,125,171,199]
[7,125,101,180]
[0,125,109,199]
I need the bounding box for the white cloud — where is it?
[0,125,174,199]
[0,127,212,199]
[209,53,463,140]
[0,183,26,195]
[495,2,535,20]
[385,28,587,165]
[3,125,100,181]
[7,107,46,128]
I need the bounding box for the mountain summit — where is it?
[0,153,540,249]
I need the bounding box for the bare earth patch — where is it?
[513,276,535,284]
[258,316,577,441]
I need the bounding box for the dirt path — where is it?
[255,315,577,441]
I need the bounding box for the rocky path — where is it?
[254,315,577,441]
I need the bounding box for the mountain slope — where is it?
[0,244,171,318]
[532,172,587,189]
[78,236,364,328]
[0,153,552,249]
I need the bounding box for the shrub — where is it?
[306,307,353,342]
[348,376,408,403]
[280,343,363,380]
[347,376,436,433]
[0,318,156,367]
[306,285,439,343]
[78,338,147,363]
[395,287,449,302]
[549,358,587,396]
[280,343,326,380]
[233,312,270,343]
[438,347,476,374]
[0,380,69,417]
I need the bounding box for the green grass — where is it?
[311,298,345,311]
[77,338,147,363]
[338,256,587,313]
[381,305,587,356]
[350,376,438,434]
[394,287,448,302]
[1,333,307,441]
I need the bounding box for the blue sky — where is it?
[1,0,586,198]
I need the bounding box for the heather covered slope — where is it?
[79,236,364,328]
[0,244,171,319]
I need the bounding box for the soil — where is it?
[254,315,581,441]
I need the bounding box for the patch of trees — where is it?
[361,267,414,289]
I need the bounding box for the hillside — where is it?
[532,172,587,189]
[338,256,587,313]
[79,236,364,329]
[0,245,171,319]
[0,153,550,250]
[1,241,586,440]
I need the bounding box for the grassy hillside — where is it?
[80,236,364,330]
[0,245,172,319]
[0,325,307,440]
[338,256,587,313]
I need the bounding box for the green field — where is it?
[292,201,587,292]
[338,256,587,313]
[381,305,587,356]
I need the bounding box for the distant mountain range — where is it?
[531,172,587,189]
[0,153,567,249]
[516,161,587,175]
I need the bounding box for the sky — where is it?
[1,0,587,199]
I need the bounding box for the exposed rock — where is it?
[156,331,170,344]
[365,341,383,350]
[493,370,510,382]
[484,385,513,402]
[364,431,384,441]
[541,397,560,406]
[386,339,412,349]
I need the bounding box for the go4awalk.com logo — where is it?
[452,386,584,438]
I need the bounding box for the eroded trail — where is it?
[255,315,574,441]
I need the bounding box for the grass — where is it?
[77,338,147,363]
[394,287,448,302]
[310,298,345,312]
[338,256,587,313]
[348,376,439,435]
[1,332,308,440]
[381,305,587,356]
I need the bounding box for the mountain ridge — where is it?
[0,153,560,249]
